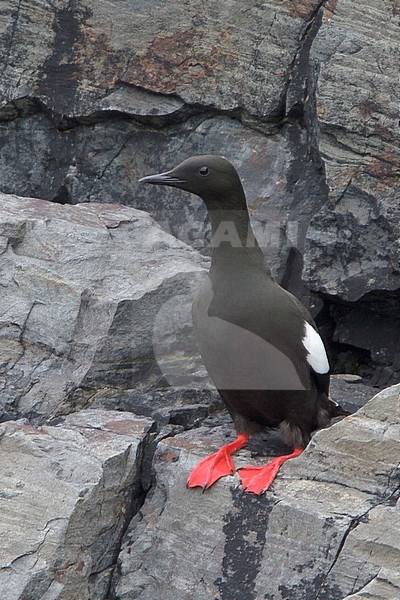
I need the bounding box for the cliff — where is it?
[0,1,399,598]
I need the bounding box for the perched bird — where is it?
[140,155,347,494]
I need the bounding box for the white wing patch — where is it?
[302,322,330,374]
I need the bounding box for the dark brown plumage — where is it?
[140,155,348,493]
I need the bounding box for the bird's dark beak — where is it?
[139,170,186,188]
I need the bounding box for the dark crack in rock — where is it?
[216,490,276,600]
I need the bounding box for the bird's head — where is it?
[139,155,246,207]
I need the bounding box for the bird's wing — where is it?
[302,321,329,375]
[282,288,331,399]
[198,274,332,394]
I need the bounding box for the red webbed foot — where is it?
[239,447,303,495]
[187,433,249,491]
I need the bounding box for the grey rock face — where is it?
[0,409,154,600]
[304,0,399,300]
[113,384,400,600]
[0,193,207,421]
[0,0,320,118]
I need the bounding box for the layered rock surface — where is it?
[0,1,399,599]
[0,193,210,422]
[113,385,400,600]
[0,190,396,600]
[0,409,154,600]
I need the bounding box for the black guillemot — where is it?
[140,155,348,494]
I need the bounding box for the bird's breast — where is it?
[192,275,308,392]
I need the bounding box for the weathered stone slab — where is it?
[304,0,400,301]
[0,409,154,600]
[0,0,399,380]
[292,383,400,496]
[329,501,400,599]
[0,0,321,118]
[0,193,207,421]
[344,566,400,599]
[114,385,400,599]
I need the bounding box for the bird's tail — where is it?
[329,399,351,417]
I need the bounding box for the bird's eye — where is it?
[199,166,209,176]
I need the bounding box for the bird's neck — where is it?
[205,197,269,276]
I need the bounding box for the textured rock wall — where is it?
[0,409,154,599]
[0,192,209,422]
[0,0,398,381]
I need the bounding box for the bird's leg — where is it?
[238,447,303,495]
[187,433,249,491]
